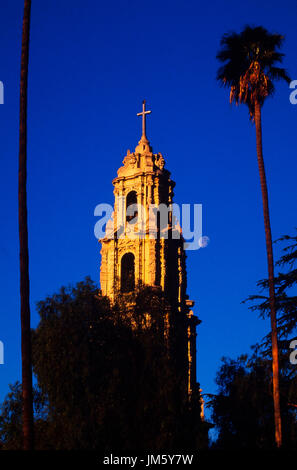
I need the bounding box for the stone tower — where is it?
[99,101,200,398]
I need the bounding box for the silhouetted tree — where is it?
[208,354,297,449]
[0,382,49,450]
[18,0,33,450]
[217,25,291,447]
[247,229,297,342]
[0,279,207,450]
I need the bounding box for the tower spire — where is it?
[137,99,151,141]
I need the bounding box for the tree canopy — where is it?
[208,353,297,449]
[246,229,297,345]
[209,230,297,449]
[0,278,207,450]
[217,25,290,118]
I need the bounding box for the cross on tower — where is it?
[137,99,151,139]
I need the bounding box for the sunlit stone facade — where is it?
[99,102,200,399]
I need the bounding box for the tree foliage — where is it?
[209,230,297,449]
[208,354,297,449]
[0,278,206,450]
[217,25,290,119]
[246,229,297,345]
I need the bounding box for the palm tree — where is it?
[216,25,290,448]
[18,0,33,450]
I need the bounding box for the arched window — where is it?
[126,191,138,223]
[121,252,135,293]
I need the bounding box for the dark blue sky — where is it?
[0,0,296,419]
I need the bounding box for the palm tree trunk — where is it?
[254,100,282,448]
[18,0,33,450]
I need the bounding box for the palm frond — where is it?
[216,25,290,117]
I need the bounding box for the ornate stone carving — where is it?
[155,153,165,170]
[98,101,199,402]
[123,151,137,169]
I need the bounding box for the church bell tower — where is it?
[99,100,200,398]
